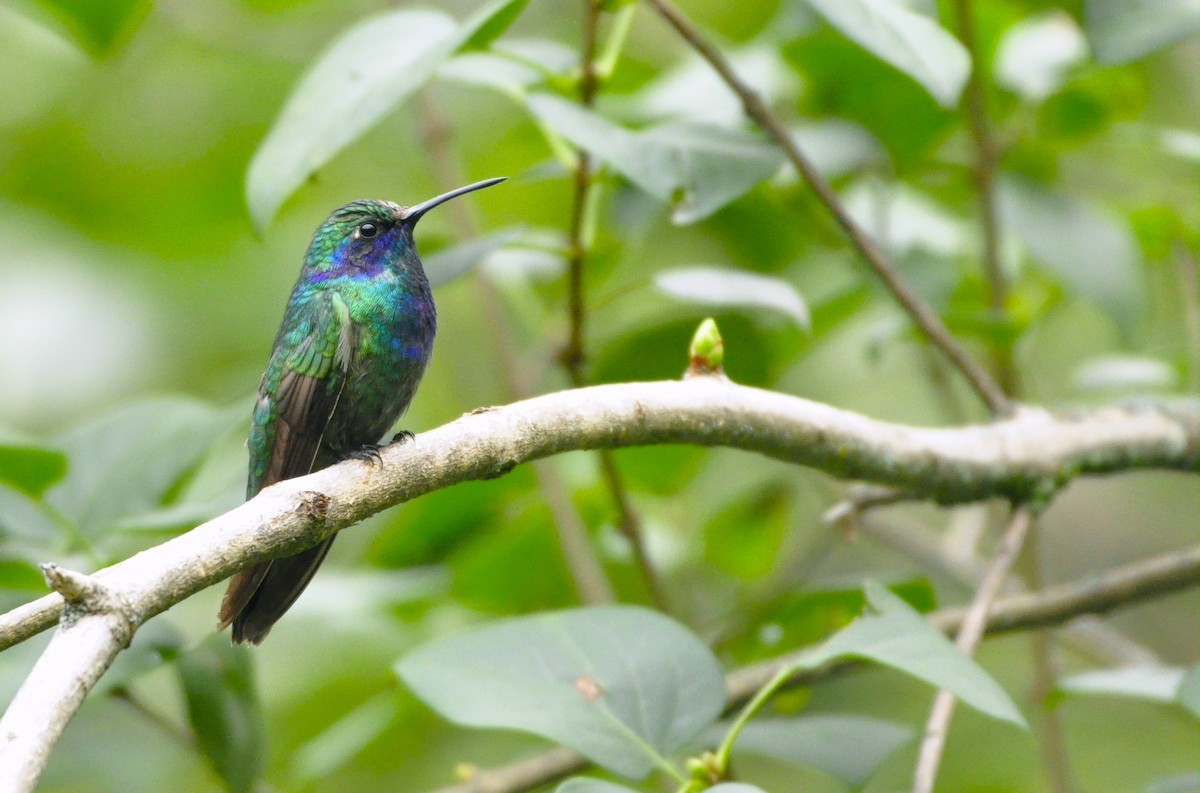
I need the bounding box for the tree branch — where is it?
[914,505,1035,793]
[643,0,1012,415]
[0,380,1192,789]
[0,566,137,791]
[1,379,1196,653]
[433,544,1200,793]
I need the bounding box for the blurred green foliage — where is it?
[0,0,1196,791]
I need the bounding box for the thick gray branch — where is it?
[0,381,1194,791]
[0,568,136,791]
[1,380,1196,654]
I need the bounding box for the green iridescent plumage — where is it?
[219,178,505,644]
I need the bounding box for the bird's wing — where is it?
[218,291,355,642]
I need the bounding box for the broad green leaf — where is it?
[247,0,530,230]
[0,442,66,497]
[526,93,783,224]
[177,636,266,793]
[556,781,641,793]
[788,119,885,179]
[1086,0,1200,64]
[460,0,532,51]
[0,484,66,558]
[627,44,798,128]
[995,12,1088,101]
[29,0,150,55]
[843,180,969,257]
[999,177,1142,329]
[1177,664,1200,718]
[1074,355,1177,392]
[397,606,726,779]
[47,398,234,536]
[426,227,525,288]
[801,582,1027,728]
[1146,773,1200,793]
[1057,665,1199,718]
[803,0,970,107]
[724,578,936,665]
[655,267,811,330]
[730,716,912,788]
[0,559,43,591]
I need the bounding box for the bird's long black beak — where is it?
[399,177,507,225]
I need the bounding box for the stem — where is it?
[417,91,616,604]
[712,663,796,776]
[642,0,1011,416]
[912,505,1035,793]
[953,0,1018,395]
[558,0,666,608]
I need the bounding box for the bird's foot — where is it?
[346,444,384,466]
[389,430,415,446]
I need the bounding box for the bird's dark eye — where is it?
[358,222,379,239]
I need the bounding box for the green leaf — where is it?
[397,606,726,779]
[177,636,266,793]
[802,0,970,107]
[526,93,783,224]
[47,397,234,537]
[1177,664,1200,719]
[655,267,811,329]
[0,559,45,591]
[1086,0,1200,64]
[460,0,533,51]
[556,781,641,793]
[1057,665,1198,718]
[1074,355,1177,393]
[730,716,912,788]
[247,0,530,230]
[425,227,525,289]
[0,442,66,497]
[29,0,150,55]
[801,581,1027,729]
[0,484,67,557]
[994,11,1088,101]
[998,177,1142,329]
[1145,773,1200,793]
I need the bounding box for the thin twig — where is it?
[913,505,1035,793]
[1020,519,1077,793]
[858,513,1161,667]
[417,91,615,604]
[954,0,1018,395]
[431,544,1200,793]
[561,0,600,382]
[642,0,1011,415]
[557,1,666,608]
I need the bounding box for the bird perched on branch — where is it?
[218,177,506,644]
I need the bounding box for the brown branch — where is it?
[913,505,1035,793]
[953,0,1017,395]
[557,0,666,609]
[417,91,615,604]
[431,544,1200,793]
[642,0,1011,415]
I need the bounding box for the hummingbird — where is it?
[218,176,506,644]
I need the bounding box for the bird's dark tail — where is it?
[217,536,336,645]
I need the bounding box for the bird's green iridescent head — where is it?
[301,177,507,282]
